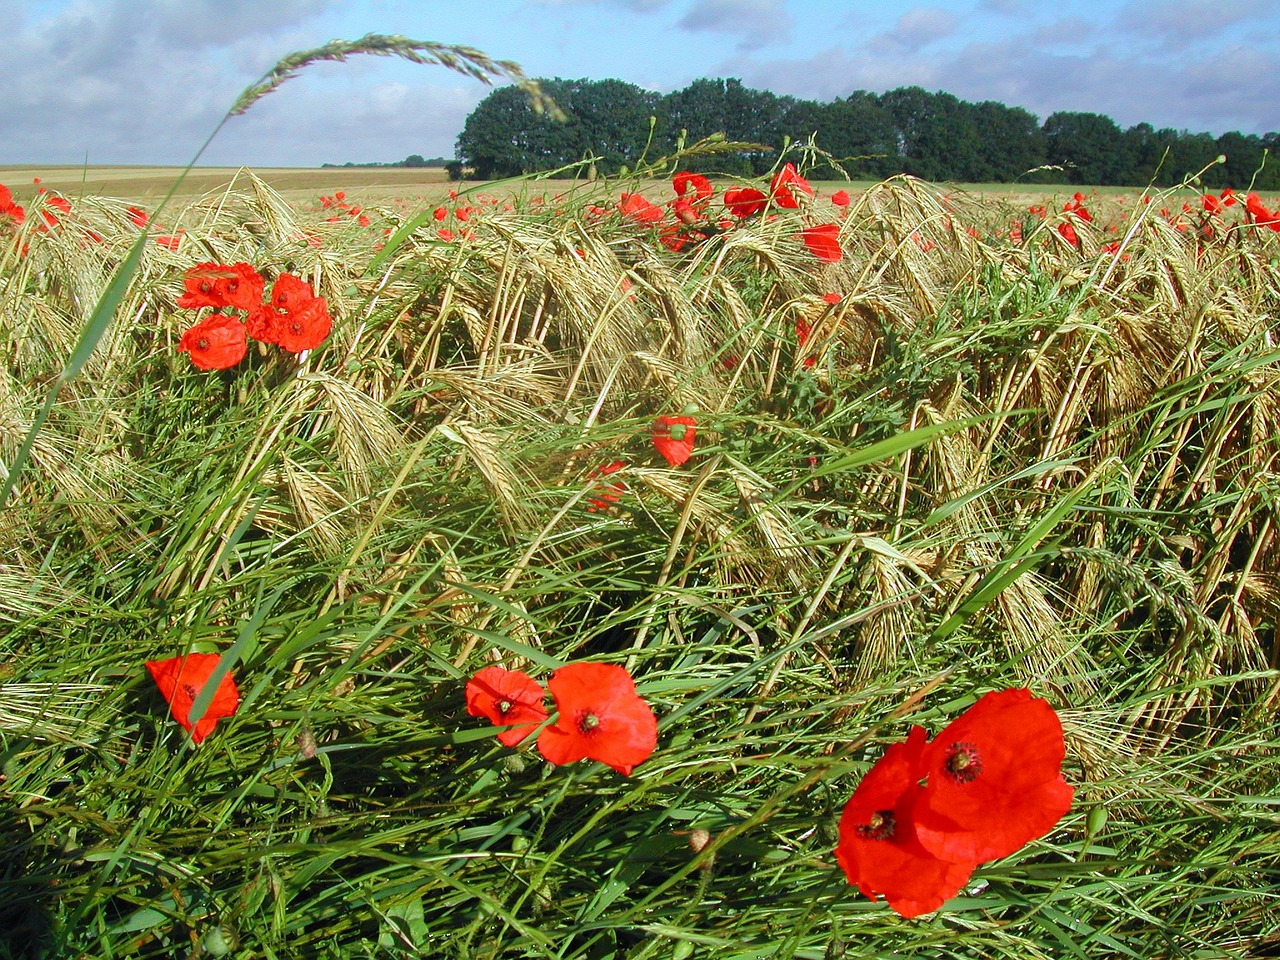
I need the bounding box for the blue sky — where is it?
[5,0,1279,167]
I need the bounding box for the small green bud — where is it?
[668,423,687,441]
[1086,804,1107,837]
[680,402,700,416]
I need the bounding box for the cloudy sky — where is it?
[5,0,1278,168]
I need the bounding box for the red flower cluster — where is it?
[835,688,1073,918]
[320,190,371,227]
[1062,192,1093,223]
[146,653,241,744]
[175,262,332,370]
[652,414,697,466]
[0,183,26,228]
[466,662,658,775]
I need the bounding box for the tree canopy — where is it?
[453,77,1279,189]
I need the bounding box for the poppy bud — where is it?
[1086,804,1107,837]
[668,423,687,441]
[687,827,712,854]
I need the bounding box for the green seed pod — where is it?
[1086,804,1107,837]
[668,423,687,441]
[201,922,238,957]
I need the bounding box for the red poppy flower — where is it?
[1056,221,1080,247]
[796,317,813,347]
[536,662,658,775]
[465,665,549,747]
[835,727,980,919]
[127,205,150,228]
[1063,197,1092,223]
[651,415,697,466]
[673,171,713,201]
[770,163,813,209]
[248,274,333,352]
[723,187,767,218]
[1220,187,1237,207]
[800,223,842,262]
[176,262,266,311]
[178,313,248,370]
[587,459,627,512]
[1245,192,1280,230]
[830,189,851,207]
[822,292,842,304]
[620,192,665,226]
[1,183,26,227]
[37,195,72,231]
[145,653,241,744]
[912,688,1074,864]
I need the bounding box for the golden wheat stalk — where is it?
[229,33,565,120]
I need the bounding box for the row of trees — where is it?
[323,154,450,168]
[453,77,1279,189]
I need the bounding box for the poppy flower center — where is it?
[497,699,512,715]
[226,279,238,293]
[199,280,213,293]
[196,337,210,350]
[578,712,600,733]
[855,810,895,841]
[181,682,199,700]
[944,741,983,783]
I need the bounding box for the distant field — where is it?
[1,165,1155,211]
[0,164,454,204]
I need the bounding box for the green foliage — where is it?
[454,79,1280,189]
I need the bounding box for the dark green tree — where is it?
[878,87,988,181]
[1214,131,1260,188]
[1042,111,1130,185]
[1164,130,1221,187]
[544,78,663,175]
[794,92,898,180]
[455,78,659,178]
[663,78,790,174]
[456,84,550,178]
[970,101,1046,182]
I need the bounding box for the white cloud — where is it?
[1116,0,1278,48]
[677,0,793,50]
[530,0,671,8]
[731,30,1279,137]
[880,7,959,51]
